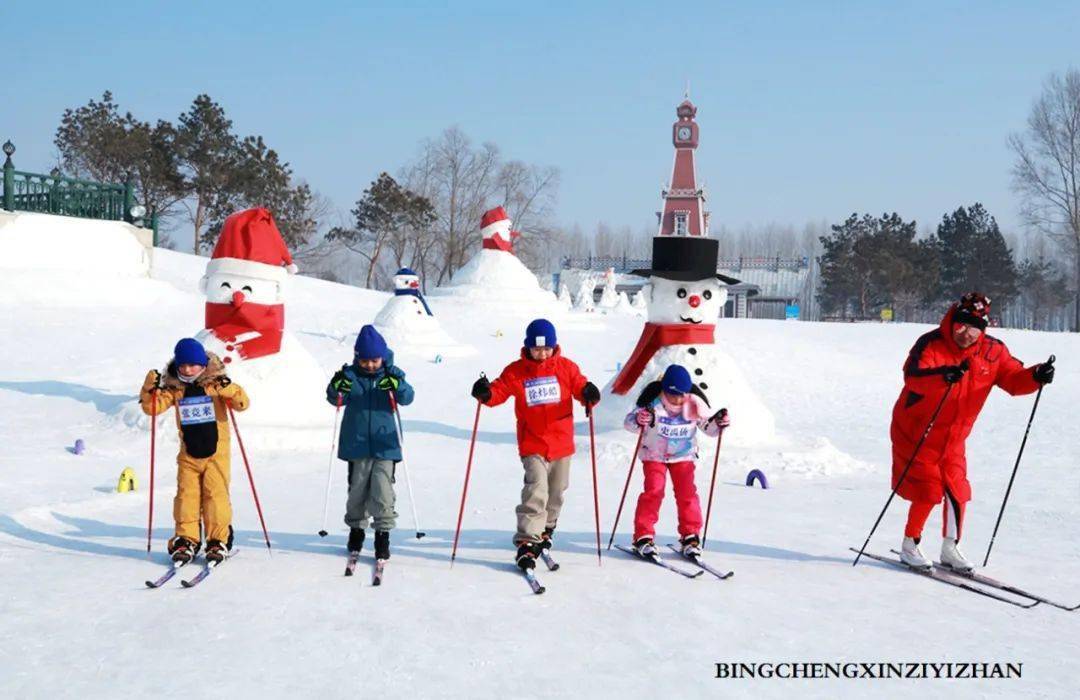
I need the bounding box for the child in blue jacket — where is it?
[326,325,414,560]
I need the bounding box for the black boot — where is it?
[168,536,199,564]
[539,526,555,551]
[347,528,365,554]
[515,542,539,570]
[205,539,228,563]
[374,531,390,560]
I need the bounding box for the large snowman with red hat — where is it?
[194,207,327,430]
[596,236,775,445]
[429,205,560,311]
[373,267,475,359]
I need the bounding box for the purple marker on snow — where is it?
[745,469,768,489]
[74,439,85,455]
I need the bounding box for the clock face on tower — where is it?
[677,126,692,141]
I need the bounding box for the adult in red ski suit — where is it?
[890,294,1050,548]
[470,319,600,570]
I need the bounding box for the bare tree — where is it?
[1009,68,1080,331]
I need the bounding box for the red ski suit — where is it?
[484,346,589,460]
[890,305,1040,505]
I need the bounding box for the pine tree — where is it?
[936,204,1018,305]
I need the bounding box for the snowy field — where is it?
[1,219,1079,699]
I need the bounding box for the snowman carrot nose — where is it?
[688,295,701,308]
[232,290,246,307]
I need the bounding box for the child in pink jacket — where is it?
[623,364,730,556]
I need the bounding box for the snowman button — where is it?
[694,369,703,376]
[223,356,232,364]
[688,348,697,355]
[700,382,708,390]
[226,345,234,351]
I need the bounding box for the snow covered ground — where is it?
[1,220,1079,699]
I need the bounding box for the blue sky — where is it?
[4,1,1078,247]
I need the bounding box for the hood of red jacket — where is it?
[938,303,983,358]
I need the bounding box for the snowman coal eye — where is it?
[677,288,687,298]
[220,282,232,289]
[242,285,253,293]
[703,290,712,300]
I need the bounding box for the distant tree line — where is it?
[54,92,319,254]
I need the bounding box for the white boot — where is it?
[900,536,931,570]
[940,537,974,574]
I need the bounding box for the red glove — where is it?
[710,409,731,429]
[635,408,653,427]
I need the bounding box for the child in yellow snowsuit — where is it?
[140,338,249,563]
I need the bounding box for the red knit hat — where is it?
[954,292,991,330]
[206,208,298,282]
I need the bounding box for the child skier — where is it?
[140,338,250,564]
[326,325,414,561]
[624,364,730,557]
[470,318,601,570]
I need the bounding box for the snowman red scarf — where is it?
[205,300,285,361]
[611,322,716,394]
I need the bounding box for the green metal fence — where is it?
[2,140,158,244]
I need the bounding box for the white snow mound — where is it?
[374,295,476,360]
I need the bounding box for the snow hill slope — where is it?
[2,216,1079,699]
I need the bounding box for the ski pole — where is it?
[451,396,483,567]
[701,408,728,551]
[587,405,602,566]
[227,405,272,555]
[318,393,344,537]
[607,426,644,550]
[146,389,158,555]
[983,354,1053,567]
[389,390,425,539]
[853,380,956,567]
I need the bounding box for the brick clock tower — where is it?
[657,97,709,237]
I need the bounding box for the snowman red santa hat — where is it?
[197,207,297,363]
[611,236,740,395]
[480,205,521,253]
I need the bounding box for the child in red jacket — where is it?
[471,319,600,570]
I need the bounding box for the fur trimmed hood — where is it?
[162,352,227,390]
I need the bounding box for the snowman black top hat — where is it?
[631,236,740,285]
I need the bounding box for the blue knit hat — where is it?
[524,318,557,348]
[354,325,388,359]
[174,338,208,367]
[661,364,693,395]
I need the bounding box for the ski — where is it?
[850,549,1038,609]
[145,562,187,589]
[524,568,546,594]
[666,544,734,580]
[913,554,1078,611]
[540,550,560,572]
[344,551,361,577]
[615,544,704,579]
[181,561,219,588]
[180,550,236,589]
[372,559,387,586]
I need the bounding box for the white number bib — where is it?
[524,376,562,407]
[657,416,695,440]
[179,396,215,425]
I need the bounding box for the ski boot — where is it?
[168,536,199,565]
[205,539,229,564]
[679,534,702,558]
[515,542,539,571]
[374,531,390,560]
[939,537,973,574]
[632,536,658,558]
[348,528,365,554]
[539,526,555,551]
[899,536,931,570]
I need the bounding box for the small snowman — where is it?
[602,236,775,445]
[374,268,474,358]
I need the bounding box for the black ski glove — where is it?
[942,364,967,384]
[1033,362,1054,385]
[581,382,601,406]
[471,376,491,402]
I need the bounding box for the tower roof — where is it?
[676,99,697,119]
